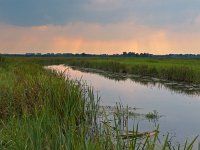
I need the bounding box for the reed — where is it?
[26,57,200,84]
[62,58,200,84]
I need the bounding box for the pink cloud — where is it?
[0,22,200,54]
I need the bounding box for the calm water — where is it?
[48,65,200,146]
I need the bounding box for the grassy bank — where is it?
[62,57,200,84]
[0,56,197,149]
[0,57,102,149]
[25,57,200,84]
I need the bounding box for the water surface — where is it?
[48,65,200,146]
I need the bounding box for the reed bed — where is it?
[0,56,197,149]
[25,57,200,84]
[63,58,200,84]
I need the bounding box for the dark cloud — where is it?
[0,0,200,27]
[0,0,86,26]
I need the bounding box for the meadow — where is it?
[0,56,198,149]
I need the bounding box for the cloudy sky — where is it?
[0,0,200,54]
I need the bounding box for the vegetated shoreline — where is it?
[23,56,200,84]
[0,56,197,149]
[67,65,200,96]
[62,57,200,84]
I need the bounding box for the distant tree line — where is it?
[1,52,200,58]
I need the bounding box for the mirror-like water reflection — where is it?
[47,65,200,147]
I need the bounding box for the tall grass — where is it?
[0,57,101,149]
[18,56,200,84]
[0,57,198,149]
[61,58,200,84]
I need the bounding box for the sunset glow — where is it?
[0,0,200,54]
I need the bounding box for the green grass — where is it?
[0,56,198,149]
[0,57,101,149]
[63,57,200,84]
[25,57,200,84]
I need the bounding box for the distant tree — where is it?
[81,53,86,57]
[128,52,136,56]
[123,52,127,56]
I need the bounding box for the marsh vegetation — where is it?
[0,56,198,149]
[25,57,200,84]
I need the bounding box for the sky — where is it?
[0,0,200,54]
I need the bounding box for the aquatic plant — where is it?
[145,110,160,120]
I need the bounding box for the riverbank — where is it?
[0,56,197,149]
[68,65,200,96]
[22,57,200,84]
[64,57,200,84]
[0,57,102,149]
